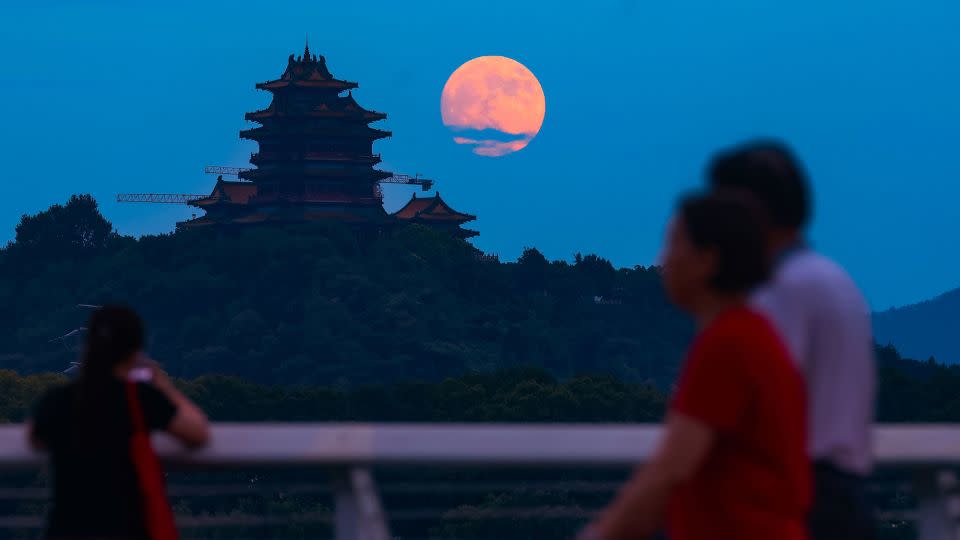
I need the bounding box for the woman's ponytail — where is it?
[77,305,145,417]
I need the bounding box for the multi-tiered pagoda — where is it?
[183,43,397,227]
[178,43,478,238]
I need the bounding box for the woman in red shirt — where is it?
[582,191,810,540]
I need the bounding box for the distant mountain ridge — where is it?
[874,287,960,364]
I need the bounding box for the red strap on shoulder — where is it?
[126,382,147,433]
[125,381,180,540]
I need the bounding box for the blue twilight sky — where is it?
[1,1,958,310]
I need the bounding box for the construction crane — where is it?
[380,173,434,191]
[117,166,435,205]
[117,193,207,204]
[202,165,435,191]
[203,166,251,176]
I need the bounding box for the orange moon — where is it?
[440,56,546,157]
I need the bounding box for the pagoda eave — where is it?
[239,127,392,141]
[178,208,393,229]
[250,153,382,165]
[251,195,383,206]
[189,198,228,208]
[256,79,358,91]
[411,214,477,224]
[244,110,388,122]
[237,169,393,182]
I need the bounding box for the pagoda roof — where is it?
[339,92,386,120]
[238,167,392,182]
[256,44,358,92]
[336,92,387,122]
[190,177,258,207]
[231,212,271,224]
[250,151,382,165]
[392,192,476,223]
[245,92,387,122]
[181,208,384,227]
[179,216,217,227]
[304,193,381,204]
[257,79,358,91]
[239,124,392,141]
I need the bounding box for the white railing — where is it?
[2,423,960,539]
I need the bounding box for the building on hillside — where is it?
[175,42,475,237]
[392,193,478,239]
[184,176,261,225]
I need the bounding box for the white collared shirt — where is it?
[752,248,875,475]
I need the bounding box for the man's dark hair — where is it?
[679,191,770,293]
[707,139,811,229]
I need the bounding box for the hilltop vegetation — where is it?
[0,347,958,424]
[0,195,691,386]
[874,288,960,364]
[0,367,668,424]
[0,191,944,540]
[3,363,929,540]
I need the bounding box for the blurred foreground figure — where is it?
[29,305,210,540]
[582,192,810,540]
[710,141,876,540]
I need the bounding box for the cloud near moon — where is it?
[441,56,546,157]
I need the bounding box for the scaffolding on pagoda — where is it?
[181,41,395,228]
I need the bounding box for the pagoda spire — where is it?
[304,35,311,61]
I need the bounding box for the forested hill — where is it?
[0,195,692,386]
[874,287,960,364]
[0,347,956,423]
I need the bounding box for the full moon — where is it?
[440,56,546,157]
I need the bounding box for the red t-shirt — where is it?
[667,305,810,540]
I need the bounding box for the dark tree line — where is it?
[0,355,942,540]
[1,347,956,425]
[0,195,934,540]
[0,195,690,387]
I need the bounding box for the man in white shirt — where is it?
[708,141,876,540]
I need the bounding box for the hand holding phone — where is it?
[128,353,155,382]
[128,366,153,382]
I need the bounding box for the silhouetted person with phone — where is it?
[581,191,810,540]
[708,140,875,540]
[29,305,210,540]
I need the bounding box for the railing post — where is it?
[915,469,960,540]
[332,466,390,540]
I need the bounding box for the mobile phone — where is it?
[128,366,153,382]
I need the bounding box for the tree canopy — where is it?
[10,194,115,260]
[0,196,691,386]
[0,196,932,540]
